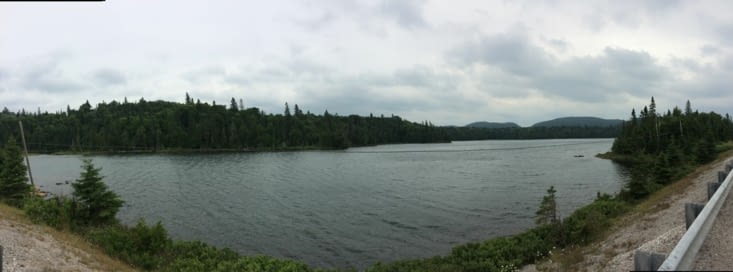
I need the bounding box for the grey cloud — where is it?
[286,65,477,123]
[700,44,721,56]
[92,68,126,86]
[183,66,228,84]
[717,24,733,45]
[378,0,427,29]
[23,64,83,93]
[450,31,551,77]
[546,38,569,52]
[670,70,732,99]
[641,0,681,12]
[538,48,667,102]
[449,33,669,102]
[294,12,336,31]
[225,74,250,86]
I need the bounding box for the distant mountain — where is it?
[531,117,623,128]
[465,121,521,128]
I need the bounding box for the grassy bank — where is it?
[0,203,135,271]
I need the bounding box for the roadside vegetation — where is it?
[0,97,731,271]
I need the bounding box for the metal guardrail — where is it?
[656,161,733,271]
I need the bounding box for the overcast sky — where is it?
[1,0,731,126]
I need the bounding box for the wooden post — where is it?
[708,182,721,200]
[19,121,34,187]
[685,203,705,229]
[634,250,666,271]
[720,171,727,183]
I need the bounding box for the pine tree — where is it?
[229,97,238,112]
[535,186,558,225]
[0,136,30,206]
[72,159,124,225]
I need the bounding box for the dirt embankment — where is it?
[523,153,733,272]
[0,205,134,272]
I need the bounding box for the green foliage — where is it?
[556,195,629,246]
[444,125,620,141]
[535,186,557,225]
[0,96,449,153]
[72,159,124,225]
[165,246,315,272]
[23,196,76,230]
[612,98,733,201]
[0,136,30,206]
[87,222,318,271]
[87,219,172,270]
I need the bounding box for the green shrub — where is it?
[23,196,76,230]
[87,219,172,270]
[558,197,629,246]
[163,241,316,272]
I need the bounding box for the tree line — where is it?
[443,125,620,141]
[0,94,631,154]
[610,98,733,200]
[0,94,448,152]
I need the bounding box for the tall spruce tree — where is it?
[0,136,30,206]
[72,159,124,225]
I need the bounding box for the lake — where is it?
[29,139,627,269]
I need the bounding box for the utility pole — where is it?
[18,121,35,187]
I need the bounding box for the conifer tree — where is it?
[0,136,30,206]
[72,159,124,225]
[535,186,558,225]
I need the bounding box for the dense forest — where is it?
[0,94,449,152]
[443,125,621,141]
[610,98,733,200]
[0,95,627,153]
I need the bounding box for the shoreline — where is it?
[525,150,733,271]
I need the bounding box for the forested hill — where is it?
[465,121,520,128]
[531,117,623,128]
[0,95,449,152]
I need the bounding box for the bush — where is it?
[558,197,629,246]
[23,196,76,230]
[163,241,317,272]
[87,219,172,270]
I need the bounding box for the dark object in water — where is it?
[574,155,584,158]
[55,182,63,185]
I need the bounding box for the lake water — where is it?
[29,139,627,269]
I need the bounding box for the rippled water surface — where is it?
[30,139,627,269]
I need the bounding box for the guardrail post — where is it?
[634,250,666,271]
[719,171,727,183]
[726,163,732,173]
[707,182,721,200]
[685,203,705,229]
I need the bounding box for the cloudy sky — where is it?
[1,0,731,126]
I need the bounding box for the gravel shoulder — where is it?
[523,153,733,272]
[0,204,134,272]
[693,166,733,270]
